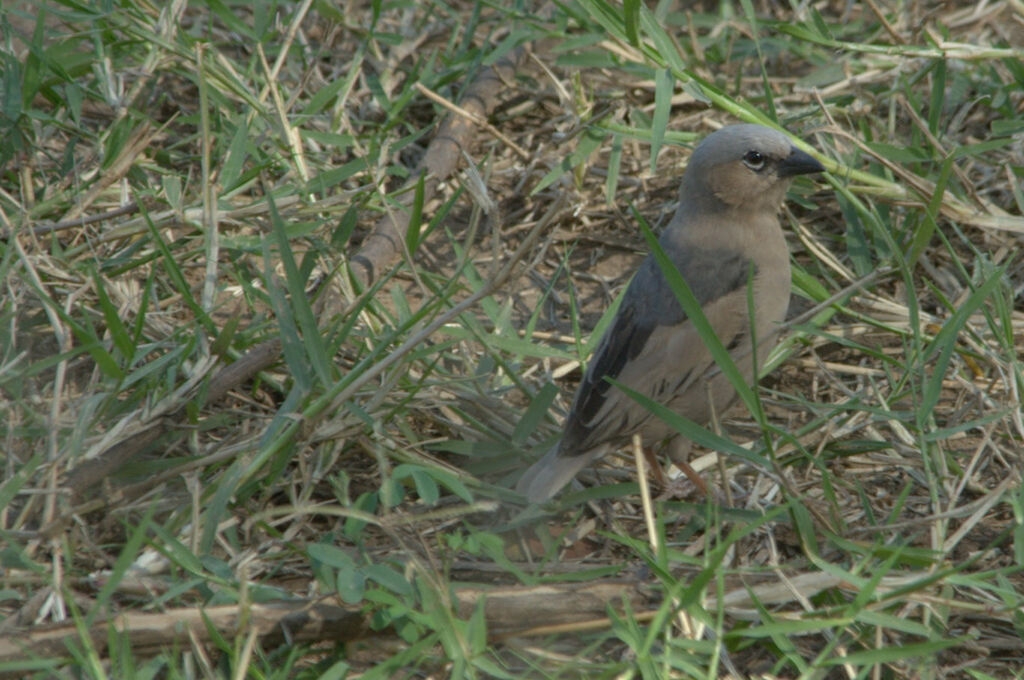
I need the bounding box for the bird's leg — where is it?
[641,447,670,487]
[660,438,711,498]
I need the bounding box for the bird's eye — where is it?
[743,150,765,170]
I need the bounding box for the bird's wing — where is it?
[560,244,755,457]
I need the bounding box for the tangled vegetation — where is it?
[2,0,1023,677]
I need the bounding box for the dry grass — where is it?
[2,0,1024,678]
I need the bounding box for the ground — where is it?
[1,1,1024,678]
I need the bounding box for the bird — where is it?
[516,123,825,503]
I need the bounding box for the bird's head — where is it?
[680,123,824,213]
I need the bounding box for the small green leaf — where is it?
[991,119,1024,135]
[512,381,558,446]
[92,270,134,360]
[307,158,368,194]
[336,568,366,604]
[623,0,640,46]
[650,68,673,172]
[439,326,576,361]
[919,266,1005,419]
[302,47,364,116]
[410,469,440,505]
[605,132,623,205]
[220,119,250,192]
[825,638,965,666]
[928,58,946,136]
[307,543,356,570]
[405,172,427,255]
[638,5,688,73]
[364,563,413,596]
[268,193,333,387]
[908,153,955,267]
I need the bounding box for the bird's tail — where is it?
[515,443,608,503]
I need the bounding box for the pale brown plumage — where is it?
[516,123,825,503]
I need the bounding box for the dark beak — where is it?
[779,147,825,177]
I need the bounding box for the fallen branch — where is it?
[350,45,530,286]
[0,572,857,673]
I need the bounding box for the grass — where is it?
[2,0,1024,677]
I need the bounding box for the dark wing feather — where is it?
[560,244,752,456]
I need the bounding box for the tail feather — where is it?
[515,444,609,503]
